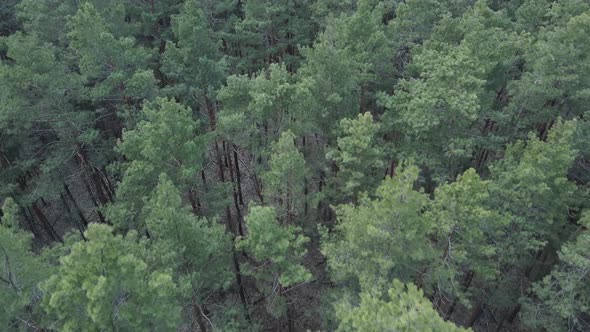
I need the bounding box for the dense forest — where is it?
[1,0,590,331]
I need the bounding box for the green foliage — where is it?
[382,0,520,181]
[142,174,232,300]
[326,112,385,200]
[299,0,394,138]
[322,165,434,290]
[488,120,578,262]
[0,31,91,201]
[510,9,590,131]
[0,198,46,330]
[521,212,590,331]
[107,98,207,230]
[335,280,468,332]
[218,64,310,152]
[239,205,311,287]
[161,0,226,106]
[239,205,311,318]
[3,0,590,330]
[230,0,315,73]
[427,168,508,300]
[41,223,181,332]
[68,2,156,106]
[262,130,310,223]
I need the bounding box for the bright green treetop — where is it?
[142,174,232,300]
[426,168,508,299]
[322,165,434,291]
[41,223,180,331]
[238,205,311,317]
[107,98,207,230]
[488,120,578,263]
[326,112,385,201]
[335,280,469,332]
[239,205,311,288]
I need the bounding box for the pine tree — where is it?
[488,120,578,264]
[141,174,232,330]
[67,2,157,134]
[262,130,310,224]
[326,112,385,202]
[0,198,47,330]
[238,205,311,318]
[299,0,394,139]
[161,0,226,108]
[41,223,181,331]
[321,165,434,291]
[335,280,468,332]
[107,98,208,230]
[426,168,508,311]
[521,212,590,332]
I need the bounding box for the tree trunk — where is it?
[60,192,87,241]
[466,301,483,328]
[201,170,208,191]
[90,170,110,205]
[188,188,202,215]
[232,247,250,323]
[286,297,295,332]
[64,183,88,227]
[233,148,245,205]
[495,304,520,332]
[21,207,40,237]
[81,175,106,224]
[191,297,209,332]
[227,147,244,237]
[212,137,250,323]
[31,202,63,243]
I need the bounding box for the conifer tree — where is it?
[67,2,156,134]
[321,165,434,291]
[0,198,46,330]
[141,174,232,331]
[107,98,207,230]
[262,130,310,224]
[41,224,180,331]
[161,0,226,109]
[326,112,385,201]
[335,280,468,332]
[238,205,311,319]
[521,212,590,332]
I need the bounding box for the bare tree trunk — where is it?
[227,147,244,236]
[496,304,520,332]
[201,170,208,191]
[233,148,245,205]
[466,301,483,328]
[188,188,202,215]
[63,183,88,227]
[286,297,295,332]
[81,174,106,224]
[31,202,62,243]
[215,141,250,321]
[232,247,250,323]
[191,297,209,332]
[60,192,87,241]
[21,207,40,237]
